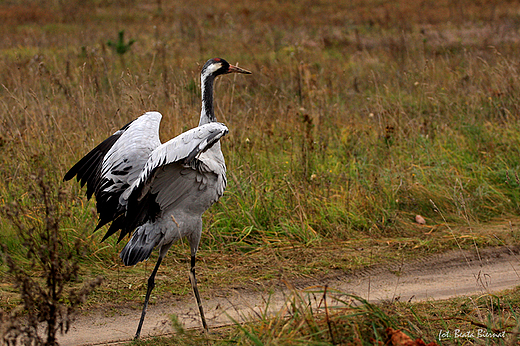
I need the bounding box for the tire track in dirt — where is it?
[59,246,520,346]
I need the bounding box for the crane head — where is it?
[201,57,251,78]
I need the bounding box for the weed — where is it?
[0,171,102,345]
[107,30,136,56]
[107,30,136,68]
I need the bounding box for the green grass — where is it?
[1,0,520,343]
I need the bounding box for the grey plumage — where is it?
[64,58,251,338]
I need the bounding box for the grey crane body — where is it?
[117,120,228,267]
[64,58,251,338]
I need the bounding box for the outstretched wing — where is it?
[107,122,229,243]
[64,111,163,231]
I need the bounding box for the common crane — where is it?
[64,58,251,338]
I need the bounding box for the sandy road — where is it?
[59,245,520,345]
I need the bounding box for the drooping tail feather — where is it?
[119,224,161,266]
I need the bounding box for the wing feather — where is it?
[64,111,163,233]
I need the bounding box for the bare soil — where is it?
[59,245,520,346]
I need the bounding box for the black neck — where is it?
[199,74,216,125]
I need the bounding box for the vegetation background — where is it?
[1,0,520,344]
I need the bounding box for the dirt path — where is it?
[59,246,520,346]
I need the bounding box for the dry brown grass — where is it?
[0,0,518,248]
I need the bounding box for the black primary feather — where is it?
[64,120,134,231]
[64,120,134,186]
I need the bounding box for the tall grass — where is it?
[0,0,519,292]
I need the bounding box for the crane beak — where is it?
[226,64,252,75]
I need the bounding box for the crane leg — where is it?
[189,255,209,332]
[134,257,163,339]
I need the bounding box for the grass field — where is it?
[1,0,520,344]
